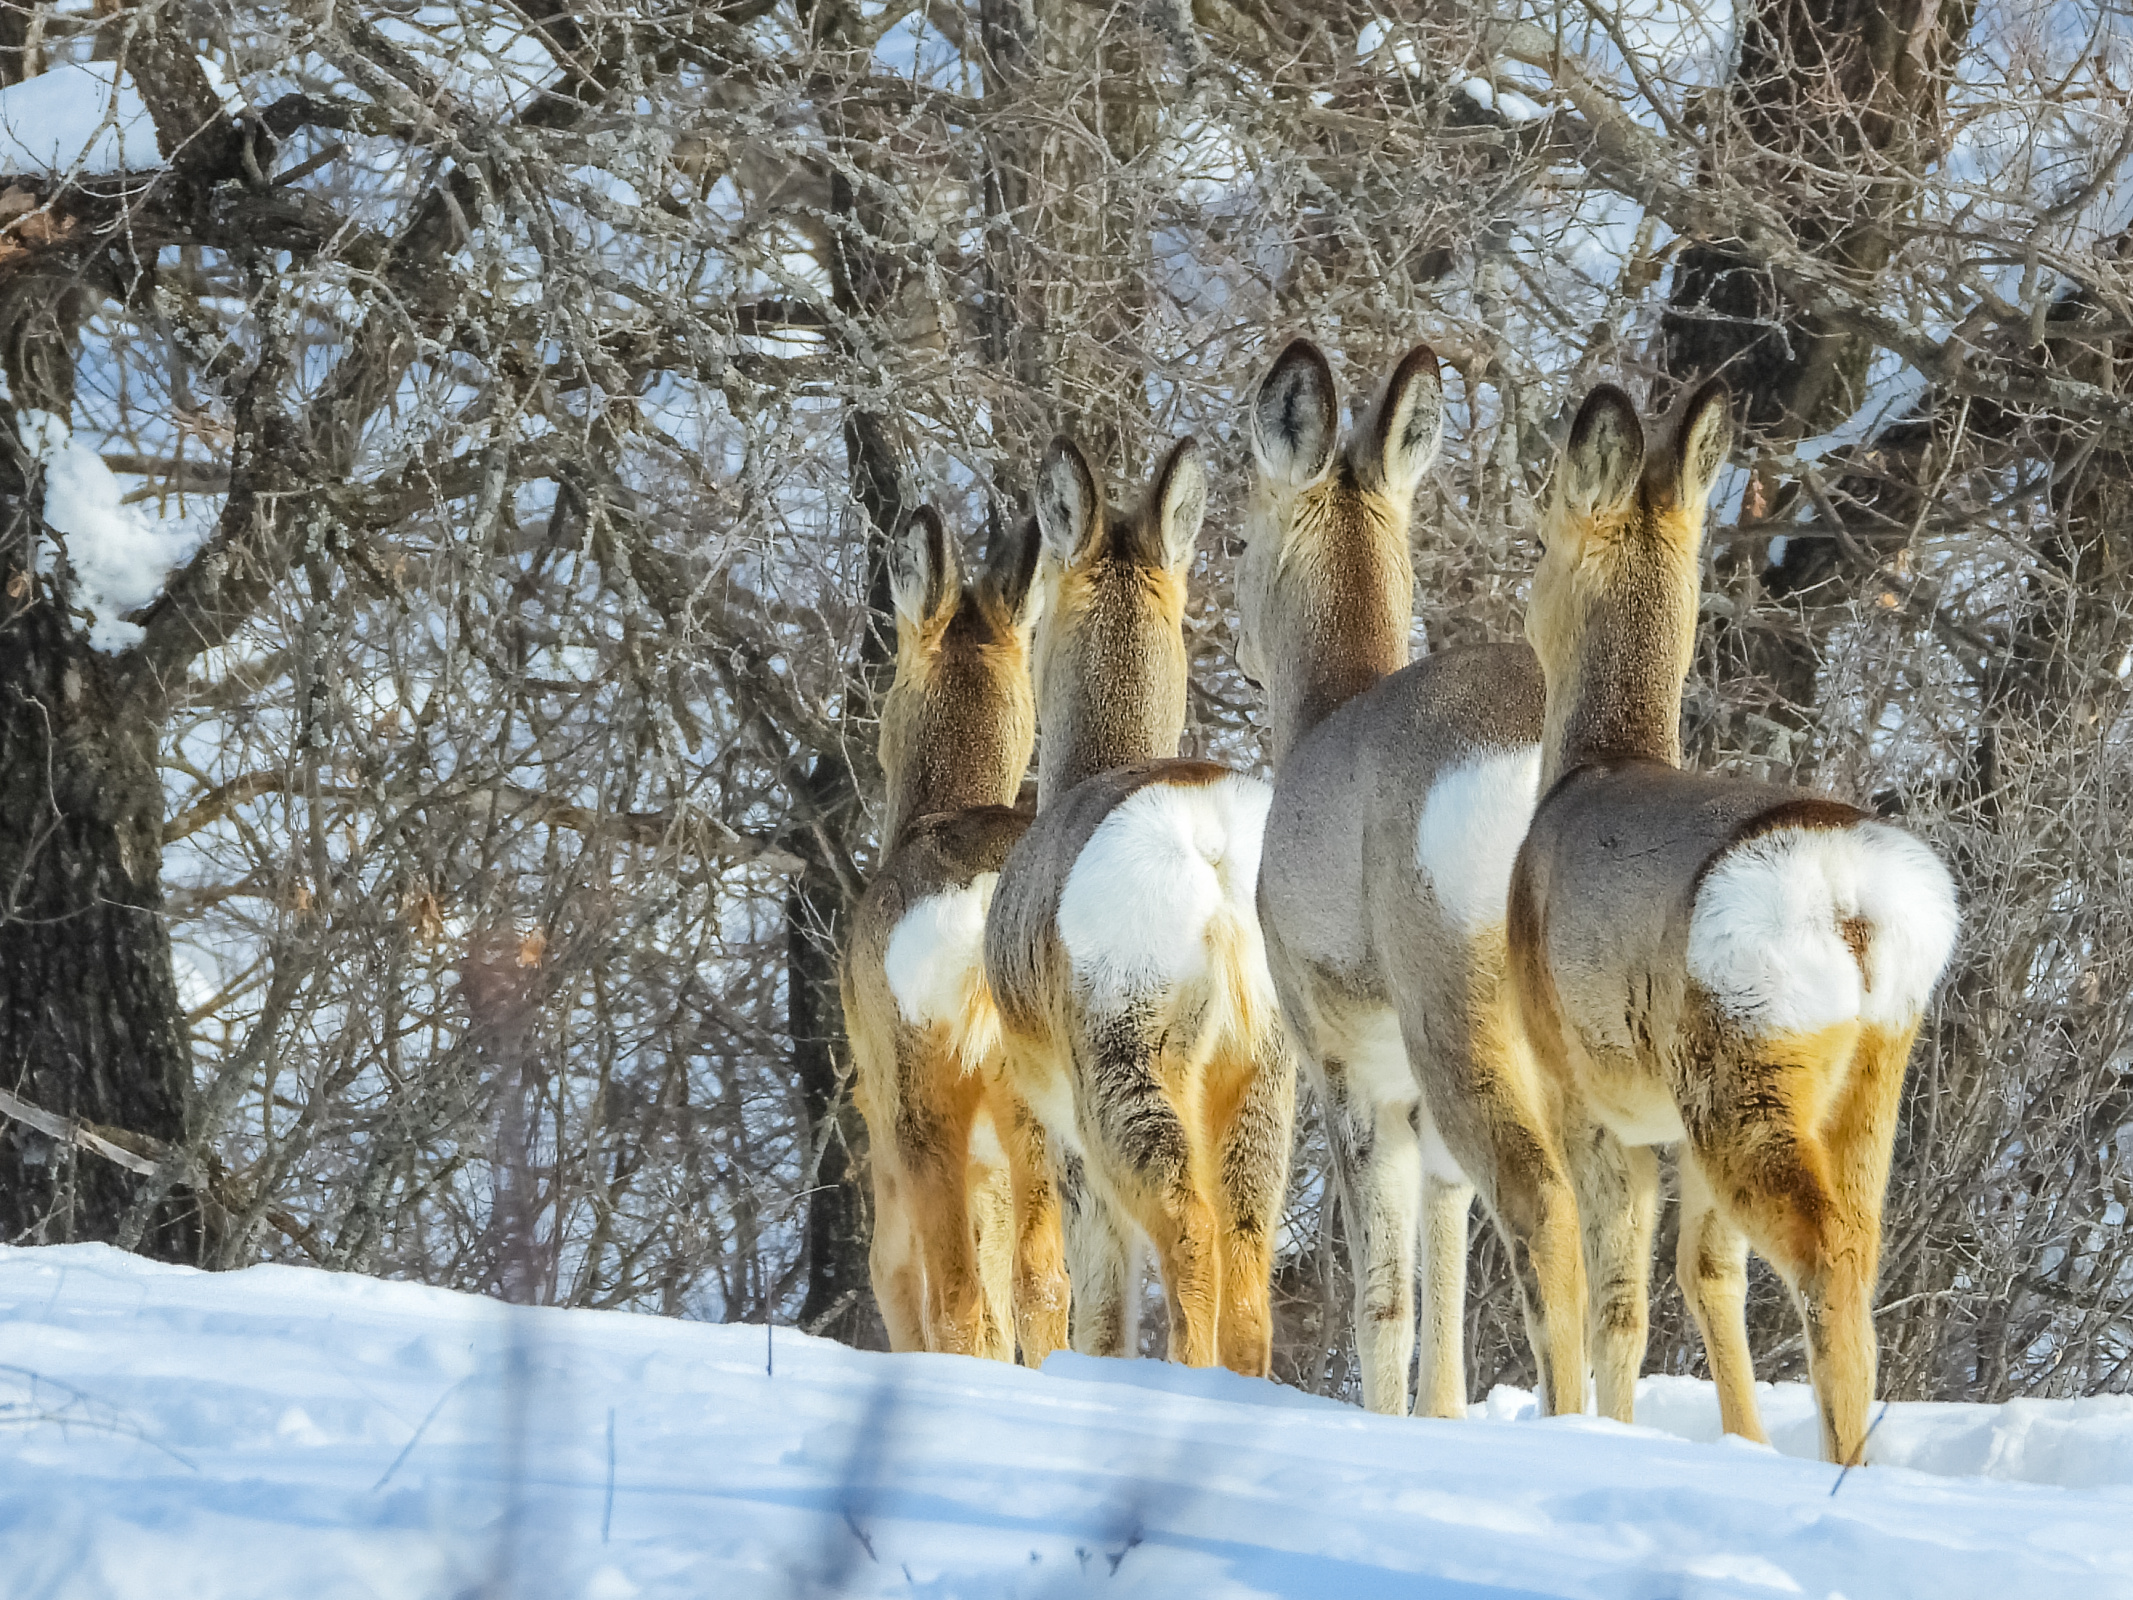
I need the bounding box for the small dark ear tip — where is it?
[1571,384,1639,437]
[1272,337,1330,372]
[1160,434,1202,472]
[1393,342,1442,383]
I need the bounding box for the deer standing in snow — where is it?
[1237,340,1588,1417]
[1509,382,1959,1464]
[984,436,1296,1373]
[842,507,1062,1360]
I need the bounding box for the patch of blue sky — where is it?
[370,3,559,117]
[1793,353,1928,465]
[872,10,967,93]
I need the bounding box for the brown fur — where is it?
[1238,339,1588,1418]
[1030,438,1196,809]
[1510,383,1951,1464]
[984,438,1296,1375]
[842,509,1065,1362]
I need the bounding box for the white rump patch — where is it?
[1057,773,1276,1016]
[1413,744,1543,934]
[883,874,1001,1068]
[1689,822,1959,1038]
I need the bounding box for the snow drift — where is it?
[1,1243,2130,1597]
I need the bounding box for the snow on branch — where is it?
[19,410,211,652]
[0,58,246,178]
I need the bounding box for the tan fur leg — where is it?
[998,1094,1069,1366]
[1513,1168,1588,1418]
[1063,1153,1138,1357]
[868,1162,926,1352]
[1422,966,1587,1419]
[1139,1181,1221,1367]
[1676,1153,1763,1441]
[1072,1015,1224,1363]
[892,1061,991,1357]
[1807,1019,1918,1464]
[1416,1175,1474,1418]
[968,1127,1016,1363]
[1317,1059,1423,1415]
[1703,1019,1889,1464]
[1208,1022,1295,1379]
[1566,1118,1658,1424]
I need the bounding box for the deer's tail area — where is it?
[1055,770,1280,1053]
[1688,819,1960,1041]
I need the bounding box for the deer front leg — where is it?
[1416,1173,1475,1418]
[1565,1114,1658,1424]
[1320,1063,1423,1416]
[1060,1150,1138,1358]
[997,1091,1069,1367]
[1676,1151,1763,1442]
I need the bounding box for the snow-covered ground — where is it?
[3,1245,2131,1598]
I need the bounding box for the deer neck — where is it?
[1539,544,1696,790]
[1034,567,1187,809]
[1262,503,1412,767]
[882,647,1033,845]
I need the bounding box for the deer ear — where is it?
[1249,340,1338,489]
[986,513,1044,633]
[890,506,956,631]
[1035,437,1102,566]
[1563,386,1645,517]
[1359,342,1444,501]
[1150,436,1207,570]
[1670,379,1733,511]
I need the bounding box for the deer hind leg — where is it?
[867,1158,925,1353]
[902,1071,990,1357]
[1416,1173,1475,1418]
[1676,1151,1763,1442]
[996,1088,1069,1367]
[966,1104,1016,1363]
[1565,1113,1659,1424]
[1318,1049,1424,1416]
[1207,1019,1296,1379]
[1077,1012,1219,1367]
[1703,1020,1889,1465]
[1060,1149,1139,1358]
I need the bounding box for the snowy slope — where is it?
[2,1245,2131,1598]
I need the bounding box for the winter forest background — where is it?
[0,0,2129,1408]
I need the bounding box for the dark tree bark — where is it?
[787,8,910,1343]
[1663,0,1976,753]
[0,426,197,1257]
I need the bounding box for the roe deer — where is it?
[842,507,1061,1360]
[984,436,1296,1373]
[1238,339,1587,1418]
[1508,382,1959,1464]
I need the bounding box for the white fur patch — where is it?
[1057,773,1276,1017]
[1414,744,1543,933]
[883,874,1002,1068]
[968,1104,1007,1172]
[1689,822,1959,1037]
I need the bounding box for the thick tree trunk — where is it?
[0,450,196,1257]
[786,20,908,1341]
[1664,0,1975,763]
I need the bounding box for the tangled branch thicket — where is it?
[0,0,2130,1402]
